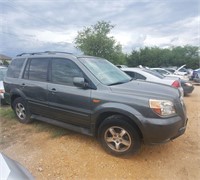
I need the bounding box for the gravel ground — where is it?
[1,85,200,180]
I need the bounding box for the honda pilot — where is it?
[4,51,188,156]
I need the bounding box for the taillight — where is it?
[0,89,5,93]
[171,80,180,88]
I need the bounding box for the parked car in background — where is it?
[3,51,188,156]
[151,68,194,96]
[0,153,34,180]
[173,65,194,80]
[116,64,128,68]
[174,64,189,76]
[191,68,200,80]
[180,80,194,95]
[193,72,200,83]
[0,66,7,104]
[121,67,184,97]
[152,68,189,81]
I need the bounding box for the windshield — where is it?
[79,57,131,85]
[0,68,7,81]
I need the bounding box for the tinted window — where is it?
[125,71,146,80]
[135,72,146,80]
[144,69,164,79]
[23,58,49,81]
[125,71,136,78]
[7,58,25,78]
[51,58,83,86]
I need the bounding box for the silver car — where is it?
[122,67,184,97]
[0,153,34,179]
[0,66,7,104]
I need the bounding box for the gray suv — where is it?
[4,51,188,156]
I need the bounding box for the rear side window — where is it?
[23,58,49,81]
[7,58,25,78]
[135,72,146,80]
[125,71,136,78]
[51,58,83,86]
[125,71,146,80]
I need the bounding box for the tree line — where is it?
[74,21,199,69]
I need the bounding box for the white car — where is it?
[0,66,7,104]
[0,153,34,179]
[151,68,189,81]
[122,67,184,97]
[174,64,189,76]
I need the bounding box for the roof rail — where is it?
[44,51,73,55]
[17,51,73,57]
[17,52,44,56]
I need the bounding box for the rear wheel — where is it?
[13,97,32,124]
[98,115,141,156]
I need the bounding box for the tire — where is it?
[13,97,32,124]
[98,115,141,156]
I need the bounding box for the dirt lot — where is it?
[0,85,200,180]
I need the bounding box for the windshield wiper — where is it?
[108,82,124,86]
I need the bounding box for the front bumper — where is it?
[140,115,188,144]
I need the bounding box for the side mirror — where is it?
[73,77,87,88]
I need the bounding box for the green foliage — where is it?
[126,46,199,69]
[0,108,16,119]
[3,60,9,66]
[74,21,199,69]
[74,21,126,64]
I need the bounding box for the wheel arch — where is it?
[10,89,26,109]
[94,110,143,139]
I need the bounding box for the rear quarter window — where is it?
[7,58,26,78]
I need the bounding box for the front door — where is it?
[47,58,91,128]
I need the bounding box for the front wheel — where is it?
[98,115,141,156]
[13,97,32,124]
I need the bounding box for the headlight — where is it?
[149,99,176,117]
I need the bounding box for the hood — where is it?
[177,64,186,71]
[110,80,180,100]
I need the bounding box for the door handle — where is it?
[50,88,57,94]
[21,83,26,88]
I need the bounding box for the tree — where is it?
[74,21,126,64]
[126,46,199,69]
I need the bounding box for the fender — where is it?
[91,102,145,135]
[10,88,27,103]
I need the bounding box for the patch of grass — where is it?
[33,121,72,138]
[0,107,73,138]
[0,107,17,127]
[0,107,16,119]
[50,128,71,138]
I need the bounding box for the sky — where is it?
[0,0,199,57]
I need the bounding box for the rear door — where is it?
[21,58,50,116]
[47,58,91,128]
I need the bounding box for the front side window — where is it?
[23,58,49,81]
[80,57,131,85]
[7,58,25,78]
[51,58,83,86]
